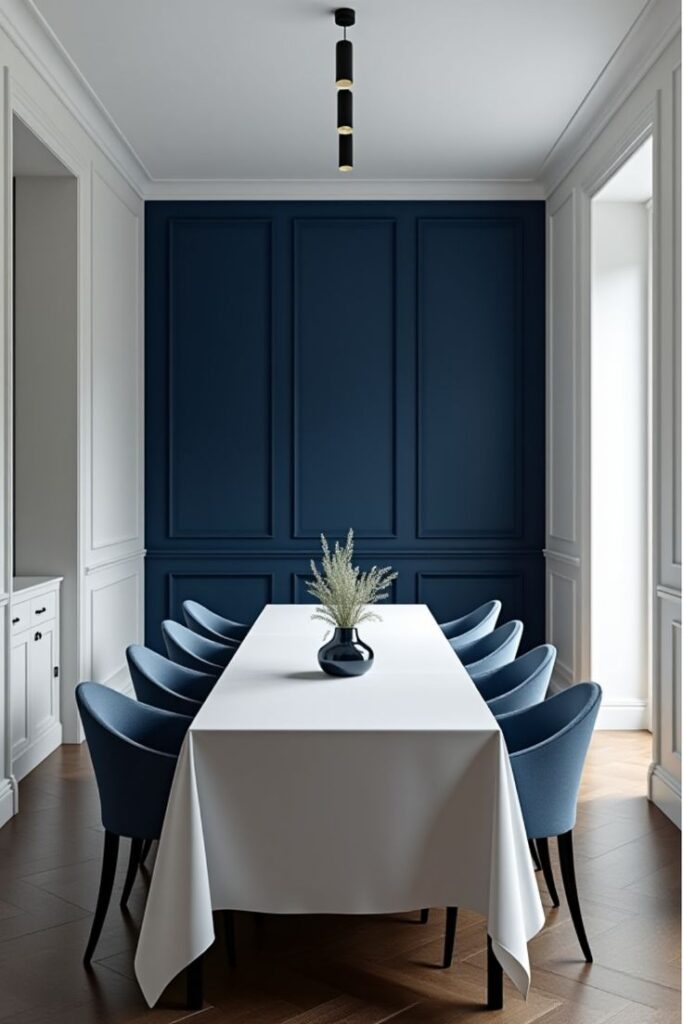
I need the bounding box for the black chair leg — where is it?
[419,908,429,924]
[83,830,120,965]
[528,838,541,871]
[487,935,503,1010]
[536,836,560,907]
[558,830,593,962]
[120,838,144,908]
[222,910,236,968]
[186,954,203,1010]
[140,838,153,866]
[442,907,458,967]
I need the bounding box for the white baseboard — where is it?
[648,763,682,828]
[12,721,63,782]
[0,777,16,829]
[596,698,649,730]
[548,674,648,730]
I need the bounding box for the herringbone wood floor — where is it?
[0,732,679,1023]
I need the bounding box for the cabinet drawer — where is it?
[11,601,30,634]
[31,592,56,623]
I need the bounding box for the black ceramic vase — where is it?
[318,627,374,677]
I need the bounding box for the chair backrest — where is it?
[497,682,602,838]
[161,620,234,674]
[183,600,249,643]
[459,620,523,679]
[478,644,556,715]
[126,645,208,716]
[76,681,190,838]
[440,599,501,648]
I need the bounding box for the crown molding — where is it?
[540,0,681,197]
[0,0,148,196]
[143,177,545,201]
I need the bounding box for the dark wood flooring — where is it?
[0,732,679,1023]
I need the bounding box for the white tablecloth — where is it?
[135,604,544,1006]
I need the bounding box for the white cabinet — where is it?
[10,577,62,781]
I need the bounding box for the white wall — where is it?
[591,201,650,726]
[545,34,681,824]
[0,13,144,822]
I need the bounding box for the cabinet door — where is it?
[29,624,57,738]
[10,633,30,756]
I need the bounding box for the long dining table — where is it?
[134,604,544,1009]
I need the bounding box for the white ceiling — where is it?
[594,135,653,202]
[30,0,650,182]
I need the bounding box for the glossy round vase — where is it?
[318,628,374,677]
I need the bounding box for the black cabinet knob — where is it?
[35,607,46,615]
[11,617,19,624]
[34,631,42,641]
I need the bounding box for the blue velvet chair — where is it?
[161,620,235,675]
[455,620,523,681]
[442,682,602,971]
[127,645,216,717]
[183,600,250,643]
[76,682,191,964]
[477,644,556,716]
[439,600,502,652]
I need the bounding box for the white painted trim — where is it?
[549,674,650,730]
[656,583,682,601]
[0,0,147,195]
[540,0,681,195]
[103,664,133,697]
[596,698,650,730]
[543,548,581,567]
[85,549,146,575]
[0,777,13,829]
[12,721,62,782]
[648,762,682,826]
[143,178,545,201]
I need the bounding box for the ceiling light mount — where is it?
[334,8,355,29]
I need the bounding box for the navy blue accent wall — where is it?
[145,201,545,650]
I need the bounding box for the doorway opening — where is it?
[10,116,78,783]
[590,135,653,730]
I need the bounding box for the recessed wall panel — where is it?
[417,218,521,538]
[168,218,272,538]
[293,219,396,538]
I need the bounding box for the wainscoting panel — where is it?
[146,201,545,651]
[417,218,522,539]
[293,219,397,538]
[167,218,273,539]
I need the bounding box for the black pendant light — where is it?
[339,134,353,173]
[334,8,355,171]
[337,89,353,135]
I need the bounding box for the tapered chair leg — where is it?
[120,837,144,908]
[487,935,503,1010]
[83,830,120,965]
[186,954,203,1010]
[140,838,153,866]
[536,836,560,907]
[442,907,458,967]
[528,838,541,871]
[419,908,429,924]
[557,830,593,962]
[222,910,236,968]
